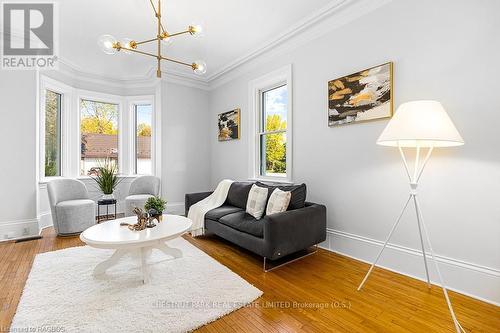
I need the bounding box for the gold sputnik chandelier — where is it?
[98,0,206,78]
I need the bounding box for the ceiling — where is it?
[58,0,339,81]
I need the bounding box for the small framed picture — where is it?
[218,108,240,141]
[328,62,393,126]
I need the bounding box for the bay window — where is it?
[39,75,158,181]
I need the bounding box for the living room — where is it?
[0,0,498,332]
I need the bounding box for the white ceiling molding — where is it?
[52,58,210,90]
[38,0,391,91]
[206,0,350,82]
[208,0,393,90]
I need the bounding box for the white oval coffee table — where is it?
[80,214,192,283]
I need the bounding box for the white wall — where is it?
[161,81,211,213]
[0,67,210,238]
[208,0,500,304]
[0,71,39,238]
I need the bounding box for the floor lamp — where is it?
[357,100,466,333]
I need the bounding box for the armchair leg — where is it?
[263,245,318,272]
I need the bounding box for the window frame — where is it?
[129,97,155,175]
[77,91,123,177]
[39,76,73,182]
[38,75,161,182]
[248,64,293,183]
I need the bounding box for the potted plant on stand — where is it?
[90,158,122,200]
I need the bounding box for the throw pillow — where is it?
[246,184,269,220]
[266,188,292,216]
[255,182,307,210]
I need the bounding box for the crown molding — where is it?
[205,0,350,83]
[5,0,391,91]
[208,0,393,90]
[51,58,210,90]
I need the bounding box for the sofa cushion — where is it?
[266,188,292,215]
[205,205,243,220]
[245,184,268,220]
[256,182,307,210]
[218,211,264,238]
[225,182,253,209]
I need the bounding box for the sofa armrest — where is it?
[263,202,326,260]
[184,191,213,216]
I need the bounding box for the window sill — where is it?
[248,177,294,185]
[39,174,146,185]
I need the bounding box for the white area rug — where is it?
[11,238,262,333]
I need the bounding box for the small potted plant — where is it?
[90,158,122,200]
[144,196,167,222]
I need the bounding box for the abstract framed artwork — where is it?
[328,62,393,126]
[218,108,240,141]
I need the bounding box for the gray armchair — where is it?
[47,179,96,236]
[125,176,160,216]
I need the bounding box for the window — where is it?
[80,99,119,176]
[260,85,288,177]
[250,65,292,181]
[39,75,159,180]
[44,90,62,177]
[134,104,153,174]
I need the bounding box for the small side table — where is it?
[97,199,117,223]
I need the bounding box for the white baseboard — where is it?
[320,228,500,306]
[0,218,40,242]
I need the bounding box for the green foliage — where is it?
[45,156,57,177]
[45,91,60,176]
[80,100,118,135]
[137,123,152,136]
[265,114,287,174]
[90,158,122,194]
[144,196,167,213]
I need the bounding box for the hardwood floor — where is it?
[1,228,498,333]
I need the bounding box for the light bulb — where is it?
[121,38,136,54]
[98,35,118,54]
[192,60,207,75]
[160,32,173,46]
[189,24,203,37]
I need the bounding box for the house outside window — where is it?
[80,99,119,176]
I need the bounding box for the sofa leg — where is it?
[263,245,318,272]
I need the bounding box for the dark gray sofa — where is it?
[185,181,326,270]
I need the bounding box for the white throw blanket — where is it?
[188,179,234,237]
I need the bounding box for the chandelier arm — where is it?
[135,37,159,46]
[121,47,158,58]
[160,56,193,68]
[148,0,167,34]
[167,30,191,38]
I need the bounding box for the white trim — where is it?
[248,64,293,182]
[39,75,74,182]
[33,0,390,90]
[321,228,500,306]
[154,82,162,179]
[77,90,124,175]
[0,218,40,242]
[53,58,210,91]
[126,95,156,176]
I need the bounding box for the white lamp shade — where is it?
[377,100,464,147]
